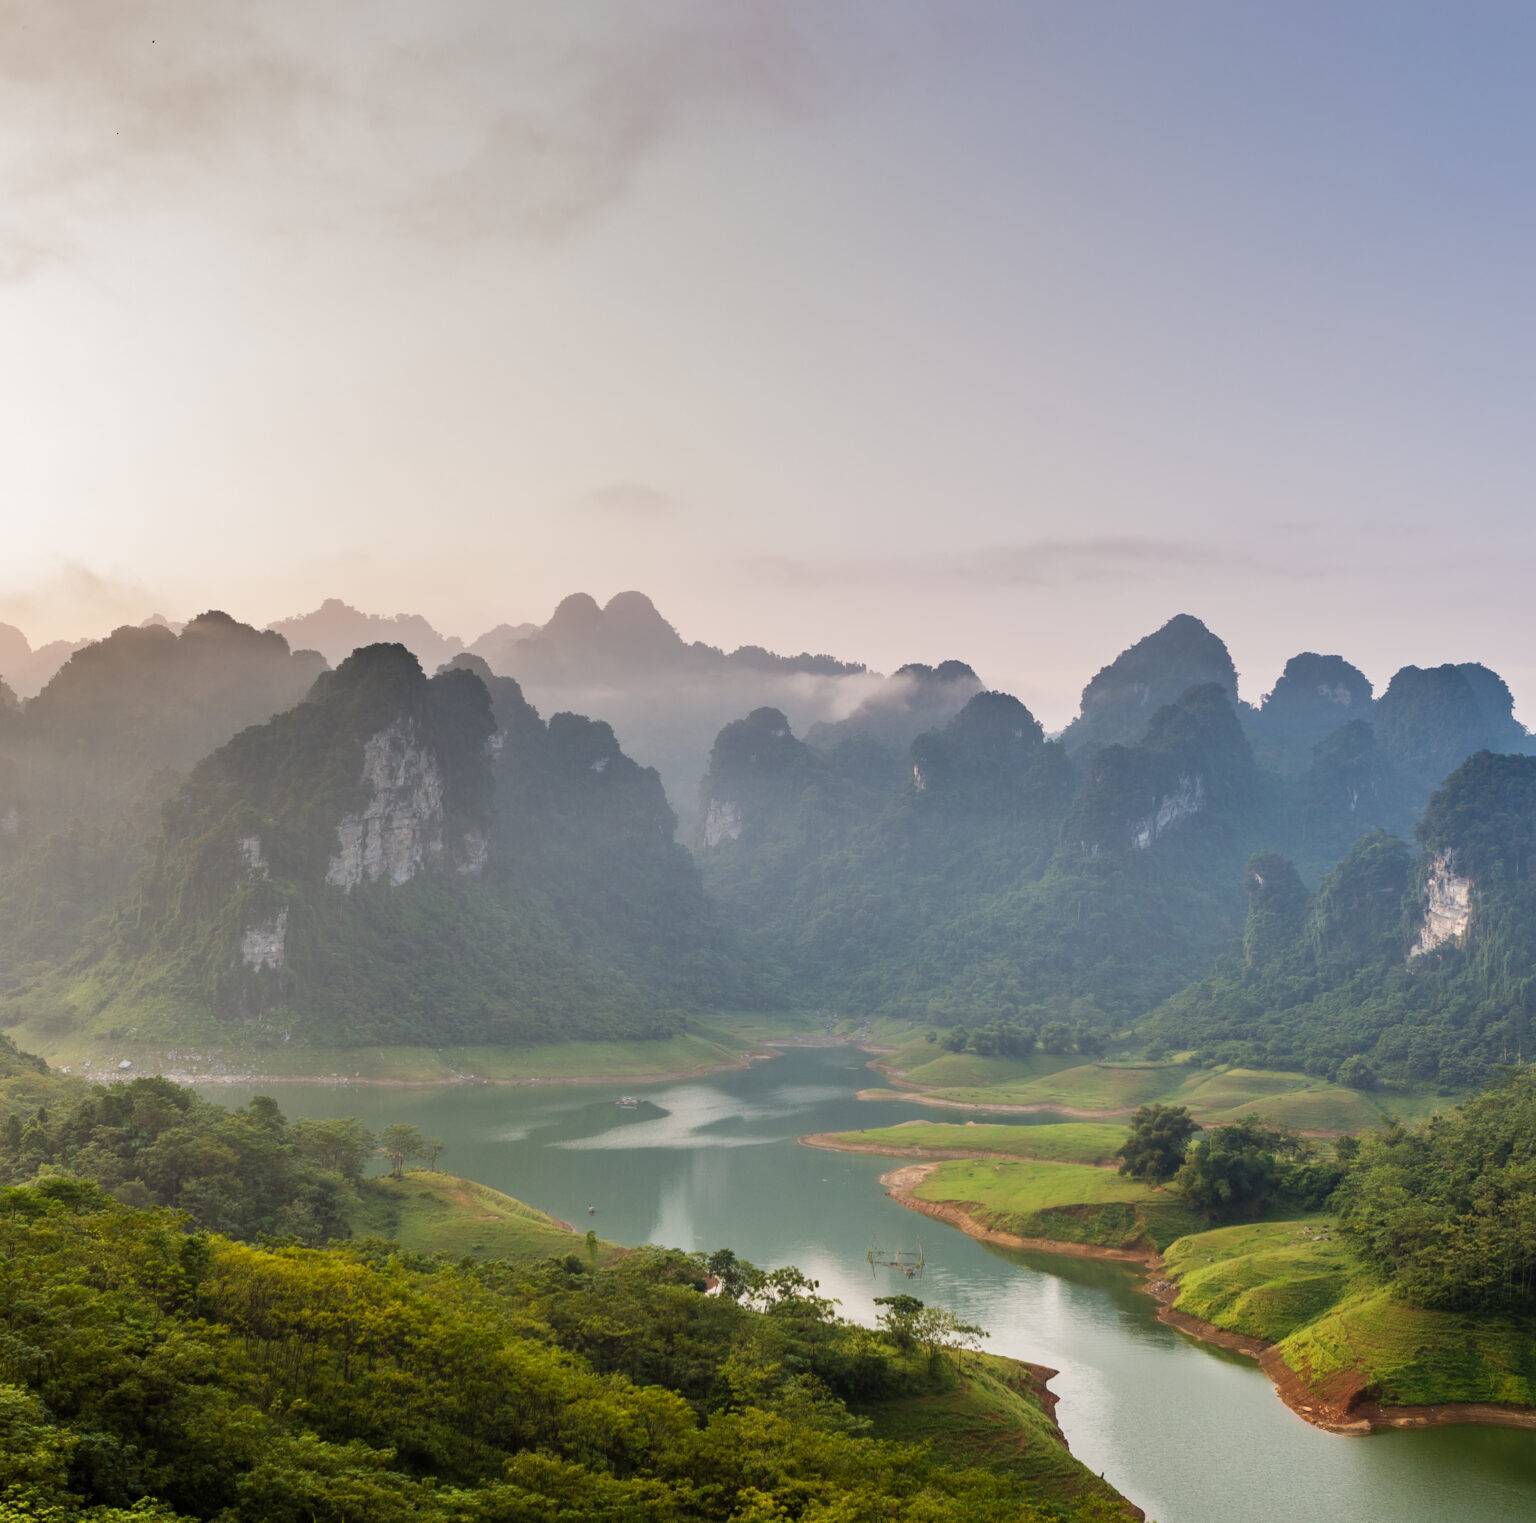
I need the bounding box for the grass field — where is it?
[813,1119,1129,1165]
[878,1052,1453,1134]
[857,1352,1134,1517]
[1163,1218,1536,1409]
[912,1157,1203,1253]
[348,1170,621,1263]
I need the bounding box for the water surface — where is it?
[206,1046,1536,1523]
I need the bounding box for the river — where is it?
[203,1044,1536,1523]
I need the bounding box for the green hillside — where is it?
[350,1170,620,1263]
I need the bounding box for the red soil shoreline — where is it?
[876,1162,1536,1437]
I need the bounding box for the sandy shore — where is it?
[878,1162,1536,1436]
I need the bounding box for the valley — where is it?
[205,1044,1536,1523]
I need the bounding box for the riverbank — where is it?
[43,1013,870,1090]
[858,1349,1143,1520]
[349,1169,624,1263]
[862,1041,1452,1133]
[881,1162,1536,1437]
[803,1118,1128,1166]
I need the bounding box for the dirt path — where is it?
[878,1164,1536,1436]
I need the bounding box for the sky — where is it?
[2,0,1534,728]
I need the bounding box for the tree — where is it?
[1173,1119,1283,1220]
[706,1247,755,1301]
[1116,1104,1200,1182]
[421,1137,445,1171]
[1336,1054,1378,1090]
[378,1124,428,1179]
[873,1295,987,1366]
[291,1118,376,1182]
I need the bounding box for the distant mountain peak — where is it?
[268,600,464,670]
[1063,614,1237,754]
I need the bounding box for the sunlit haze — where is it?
[4,1,1534,725]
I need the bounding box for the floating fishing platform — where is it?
[868,1241,925,1278]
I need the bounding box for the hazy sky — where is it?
[3,1,1534,726]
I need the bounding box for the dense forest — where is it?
[697,617,1536,1088]
[2,640,765,1050]
[1148,753,1536,1087]
[5,603,1536,1085]
[0,1178,1123,1521]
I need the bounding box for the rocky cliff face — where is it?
[325,718,452,890]
[703,798,743,847]
[1131,773,1205,850]
[1067,684,1256,855]
[697,707,813,851]
[64,643,753,1044]
[240,910,288,971]
[1412,852,1473,957]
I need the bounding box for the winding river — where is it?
[205,1045,1536,1522]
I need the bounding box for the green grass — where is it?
[879,1054,1455,1134]
[348,1171,621,1264]
[813,1119,1129,1165]
[858,1352,1133,1517]
[903,1060,1190,1114]
[912,1158,1203,1253]
[1162,1217,1536,1409]
[890,1050,1082,1091]
[1163,1218,1359,1342]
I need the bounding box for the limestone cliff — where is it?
[1412,852,1473,957]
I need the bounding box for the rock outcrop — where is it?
[1412,852,1472,957]
[326,719,450,890]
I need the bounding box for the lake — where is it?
[204,1044,1536,1523]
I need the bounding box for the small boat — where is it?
[615,1095,640,1108]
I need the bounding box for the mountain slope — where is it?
[1147,752,1536,1087]
[19,645,760,1048]
[0,613,326,973]
[699,682,1261,1023]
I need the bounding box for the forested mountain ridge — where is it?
[698,681,1255,1023]
[698,614,1536,1045]
[0,613,327,976]
[11,645,762,1050]
[1148,751,1536,1087]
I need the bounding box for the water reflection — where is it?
[205,1047,1536,1523]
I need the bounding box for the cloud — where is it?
[578,482,682,521]
[745,535,1319,590]
[0,0,825,277]
[0,563,163,641]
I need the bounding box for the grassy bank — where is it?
[807,1119,1129,1165]
[25,1010,832,1087]
[873,1039,1450,1132]
[885,1139,1536,1427]
[858,1352,1138,1519]
[349,1169,622,1263]
[907,1157,1203,1254]
[1163,1219,1536,1416]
